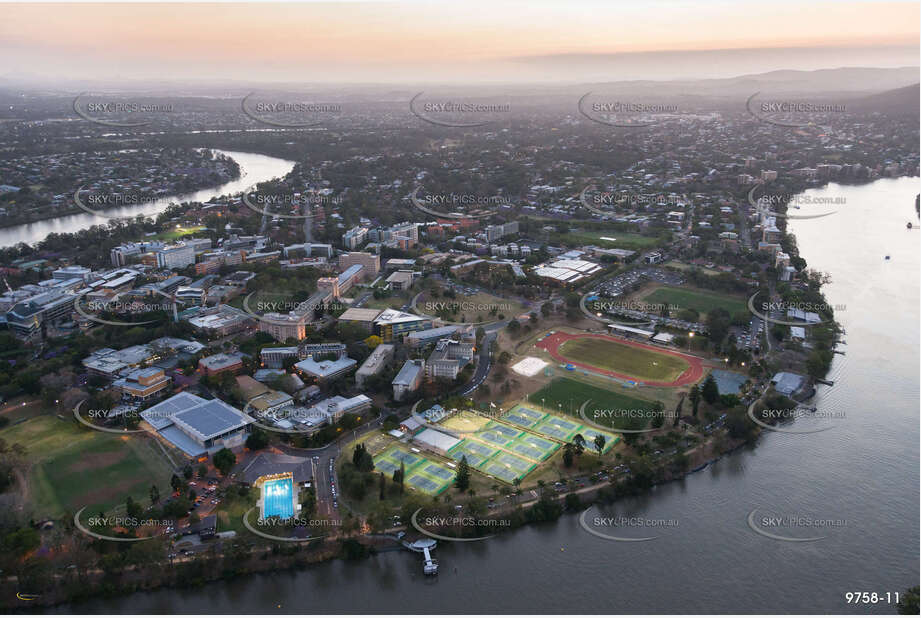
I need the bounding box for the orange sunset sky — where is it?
[0,1,918,83]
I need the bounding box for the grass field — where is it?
[558,230,659,251]
[643,285,747,317]
[529,378,660,431]
[558,337,689,382]
[1,415,175,517]
[151,225,207,241]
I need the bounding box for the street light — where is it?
[687,332,694,351]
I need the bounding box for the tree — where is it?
[245,427,269,451]
[573,434,586,457]
[706,307,731,349]
[701,374,720,405]
[197,464,208,478]
[393,461,405,495]
[352,443,374,472]
[455,455,470,491]
[898,586,919,614]
[378,472,386,500]
[562,443,574,468]
[125,495,143,520]
[593,434,606,456]
[149,484,160,506]
[212,448,236,476]
[689,385,701,417]
[170,474,183,493]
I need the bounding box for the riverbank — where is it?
[2,395,763,612]
[0,150,295,249]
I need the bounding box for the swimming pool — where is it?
[262,477,295,519]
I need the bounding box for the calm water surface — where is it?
[0,150,296,248]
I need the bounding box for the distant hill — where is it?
[847,84,919,115]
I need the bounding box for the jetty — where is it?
[371,534,439,575]
[403,538,439,575]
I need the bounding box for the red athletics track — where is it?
[535,331,705,388]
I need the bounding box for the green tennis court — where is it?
[375,445,454,495]
[405,460,455,495]
[481,451,536,483]
[406,474,442,494]
[502,405,546,428]
[578,427,619,454]
[448,440,499,468]
[507,434,560,461]
[475,421,523,447]
[533,414,583,441]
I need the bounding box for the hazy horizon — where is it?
[1,1,918,85]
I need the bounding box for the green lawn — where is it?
[151,225,207,241]
[643,286,747,317]
[559,230,660,251]
[530,378,659,431]
[558,337,688,382]
[1,415,175,517]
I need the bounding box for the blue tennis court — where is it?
[262,477,295,519]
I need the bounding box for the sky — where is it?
[0,1,917,84]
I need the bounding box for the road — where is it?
[460,329,497,396]
[276,414,388,517]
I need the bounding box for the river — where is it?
[56,176,919,614]
[0,150,296,249]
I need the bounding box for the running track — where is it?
[535,332,705,387]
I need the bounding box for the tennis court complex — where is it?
[505,404,620,454]
[373,445,454,495]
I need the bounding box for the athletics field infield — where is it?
[535,332,704,387]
